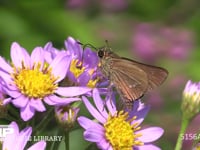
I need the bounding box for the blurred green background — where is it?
[0,0,200,149]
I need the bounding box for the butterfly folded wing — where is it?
[110,57,168,109]
[117,58,168,91]
[110,58,149,102]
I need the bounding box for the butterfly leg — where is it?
[124,100,134,110]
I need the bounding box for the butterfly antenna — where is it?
[77,41,97,50]
[105,40,112,51]
[76,41,99,67]
[105,40,109,47]
[76,41,100,86]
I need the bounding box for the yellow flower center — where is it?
[70,59,85,78]
[196,145,200,150]
[104,111,143,150]
[87,78,99,88]
[12,62,58,99]
[70,59,98,88]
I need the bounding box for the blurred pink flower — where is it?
[168,75,188,100]
[146,91,164,110]
[132,23,194,62]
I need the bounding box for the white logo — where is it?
[0,125,14,141]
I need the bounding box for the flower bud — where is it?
[55,104,80,130]
[181,80,200,120]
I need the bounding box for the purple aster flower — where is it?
[0,42,91,121]
[64,37,100,88]
[55,104,80,129]
[78,88,164,150]
[2,121,46,150]
[181,80,200,119]
[43,42,67,64]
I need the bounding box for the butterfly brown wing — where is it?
[114,57,168,91]
[123,58,168,91]
[110,58,149,102]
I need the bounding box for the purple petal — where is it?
[136,144,161,150]
[44,42,52,50]
[4,125,32,150]
[12,95,29,108]
[106,92,117,115]
[17,127,32,149]
[20,103,35,121]
[11,42,31,68]
[78,116,104,130]
[137,101,147,111]
[126,100,141,113]
[0,75,19,92]
[56,87,91,97]
[44,95,80,105]
[130,103,150,125]
[83,48,99,68]
[3,122,19,149]
[132,100,140,111]
[0,56,13,73]
[49,54,71,82]
[133,105,150,125]
[27,141,46,150]
[82,96,106,123]
[67,71,77,83]
[9,121,19,135]
[57,97,81,105]
[97,138,110,150]
[31,47,44,68]
[84,128,104,142]
[77,72,90,86]
[136,127,164,143]
[2,85,21,98]
[0,70,14,86]
[30,99,46,112]
[8,122,19,131]
[107,146,113,150]
[65,37,83,58]
[43,96,58,105]
[3,98,12,105]
[44,42,54,63]
[93,88,108,118]
[95,88,108,95]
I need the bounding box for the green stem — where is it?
[51,129,63,150]
[7,104,19,118]
[33,107,54,135]
[5,114,17,122]
[64,130,69,150]
[175,117,189,150]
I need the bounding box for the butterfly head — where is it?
[97,47,112,59]
[77,40,114,59]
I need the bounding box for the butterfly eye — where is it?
[98,49,104,58]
